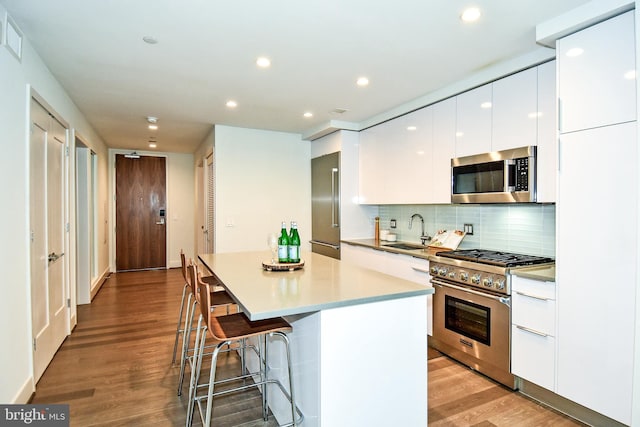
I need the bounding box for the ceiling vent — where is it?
[330,108,348,114]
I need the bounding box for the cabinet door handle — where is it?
[515,290,552,301]
[516,325,549,337]
[411,265,430,274]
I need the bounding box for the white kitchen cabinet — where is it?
[555,12,637,425]
[359,120,392,204]
[556,122,636,425]
[535,60,557,203]
[511,275,556,392]
[341,244,433,335]
[340,243,389,274]
[359,106,433,204]
[455,84,492,157]
[492,67,538,152]
[431,97,456,203]
[557,11,636,133]
[399,108,434,204]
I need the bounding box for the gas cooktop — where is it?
[435,249,554,267]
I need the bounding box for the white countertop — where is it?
[510,264,556,281]
[198,251,433,321]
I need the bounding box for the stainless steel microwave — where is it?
[451,146,536,203]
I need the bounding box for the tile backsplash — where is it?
[377,204,556,257]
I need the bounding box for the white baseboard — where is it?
[13,376,35,403]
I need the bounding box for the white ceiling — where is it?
[1,0,589,153]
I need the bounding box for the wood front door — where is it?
[30,98,69,382]
[115,155,167,271]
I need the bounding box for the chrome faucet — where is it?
[409,213,431,245]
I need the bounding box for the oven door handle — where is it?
[431,278,511,306]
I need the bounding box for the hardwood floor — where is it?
[31,268,585,426]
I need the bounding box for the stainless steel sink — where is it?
[383,243,425,251]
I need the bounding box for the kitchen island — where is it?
[198,251,432,427]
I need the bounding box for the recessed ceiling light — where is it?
[226,100,238,108]
[456,131,464,137]
[256,57,271,68]
[356,77,369,87]
[149,143,157,148]
[146,116,158,124]
[148,124,158,130]
[461,7,481,22]
[407,126,417,131]
[303,112,313,118]
[566,47,584,57]
[142,36,158,44]
[480,101,492,109]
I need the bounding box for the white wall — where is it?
[0,5,110,403]
[108,149,195,269]
[214,125,311,253]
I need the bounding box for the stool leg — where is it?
[186,315,206,427]
[171,284,189,365]
[203,341,230,427]
[262,334,269,421]
[277,331,298,427]
[178,295,197,396]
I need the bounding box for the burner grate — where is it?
[436,249,553,267]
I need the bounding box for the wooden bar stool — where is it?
[171,250,195,364]
[185,268,302,427]
[176,257,235,396]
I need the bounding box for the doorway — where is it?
[76,140,98,304]
[30,98,69,382]
[115,154,167,271]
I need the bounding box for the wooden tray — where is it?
[262,260,305,271]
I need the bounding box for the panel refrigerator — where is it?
[310,152,341,259]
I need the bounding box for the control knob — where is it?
[459,272,469,282]
[494,279,505,290]
[438,267,448,277]
[448,271,456,279]
[430,265,439,275]
[471,274,481,284]
[482,277,493,287]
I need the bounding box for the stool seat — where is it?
[209,312,291,341]
[209,289,235,307]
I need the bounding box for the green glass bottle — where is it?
[278,222,289,263]
[288,221,301,263]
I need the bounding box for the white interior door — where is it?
[30,99,68,382]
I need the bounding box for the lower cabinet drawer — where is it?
[512,291,556,336]
[512,325,555,391]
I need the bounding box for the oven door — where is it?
[430,278,514,387]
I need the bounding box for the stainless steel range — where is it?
[429,249,554,389]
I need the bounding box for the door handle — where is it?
[48,252,64,263]
[156,218,165,225]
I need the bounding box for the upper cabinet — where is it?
[431,97,456,204]
[359,107,433,204]
[492,67,538,152]
[558,11,636,133]
[536,60,557,203]
[455,84,492,157]
[359,63,557,204]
